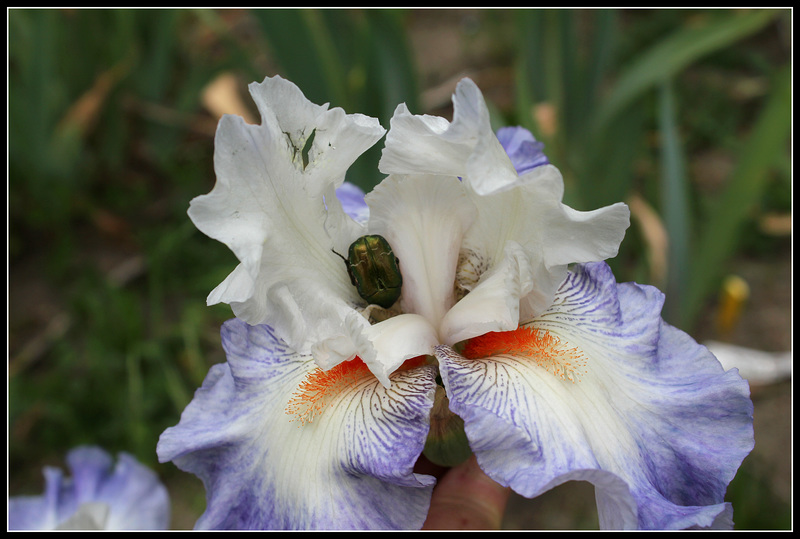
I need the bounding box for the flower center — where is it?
[285,355,428,425]
[462,326,587,383]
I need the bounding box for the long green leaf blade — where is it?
[681,65,791,329]
[657,80,691,325]
[592,9,778,133]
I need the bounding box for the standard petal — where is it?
[436,262,753,530]
[459,164,630,323]
[187,75,385,362]
[158,319,438,530]
[379,78,519,195]
[381,77,628,326]
[367,174,476,331]
[439,240,533,345]
[245,74,330,176]
[248,75,386,191]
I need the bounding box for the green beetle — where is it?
[334,235,402,308]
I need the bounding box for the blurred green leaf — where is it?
[9,10,80,227]
[681,65,790,329]
[362,10,420,123]
[251,9,347,109]
[302,9,349,107]
[657,80,691,325]
[351,9,420,191]
[555,11,579,144]
[581,9,617,126]
[591,9,778,133]
[514,10,639,211]
[125,349,147,456]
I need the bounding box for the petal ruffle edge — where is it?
[378,78,518,195]
[436,262,754,530]
[158,319,438,530]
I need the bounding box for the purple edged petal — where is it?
[436,262,754,530]
[9,446,170,530]
[158,318,437,530]
[496,126,549,174]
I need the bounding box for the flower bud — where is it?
[423,385,472,467]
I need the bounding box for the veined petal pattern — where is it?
[158,319,438,530]
[436,262,754,530]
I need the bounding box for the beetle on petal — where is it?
[339,235,403,309]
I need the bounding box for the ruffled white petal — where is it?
[379,78,629,330]
[248,76,385,192]
[379,78,519,195]
[459,164,630,323]
[158,319,437,530]
[187,75,387,372]
[436,262,753,530]
[312,311,440,388]
[366,174,476,331]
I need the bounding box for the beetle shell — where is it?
[345,235,402,308]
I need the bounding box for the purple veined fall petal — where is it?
[158,318,438,530]
[436,262,754,530]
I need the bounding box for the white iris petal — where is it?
[188,75,410,382]
[311,311,439,388]
[191,74,628,385]
[379,79,519,195]
[378,77,630,342]
[436,262,754,530]
[367,174,476,331]
[459,164,630,322]
[158,320,437,530]
[440,240,532,344]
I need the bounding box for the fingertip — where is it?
[422,455,511,530]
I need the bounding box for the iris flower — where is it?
[158,75,754,530]
[9,446,170,530]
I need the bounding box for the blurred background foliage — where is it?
[8,8,791,530]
